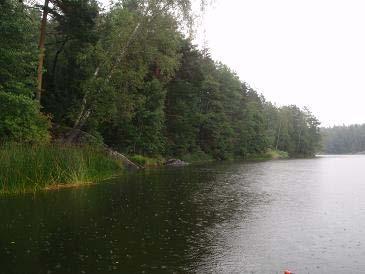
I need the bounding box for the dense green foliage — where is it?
[0,0,50,143]
[0,0,321,162]
[266,105,321,157]
[322,124,365,154]
[0,144,123,194]
[0,0,38,96]
[0,92,50,143]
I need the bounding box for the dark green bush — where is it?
[0,92,50,143]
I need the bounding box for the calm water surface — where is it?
[1,156,365,273]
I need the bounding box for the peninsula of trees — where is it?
[1,0,322,190]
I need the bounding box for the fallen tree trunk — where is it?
[104,147,143,170]
[52,125,143,170]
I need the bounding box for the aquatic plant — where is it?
[0,143,123,194]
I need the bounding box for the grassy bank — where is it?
[130,149,289,168]
[244,149,289,161]
[129,155,165,167]
[0,144,290,194]
[0,144,123,194]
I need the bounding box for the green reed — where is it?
[0,143,123,194]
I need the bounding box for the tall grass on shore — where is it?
[0,143,123,194]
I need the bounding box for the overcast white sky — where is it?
[194,0,365,126]
[97,0,364,126]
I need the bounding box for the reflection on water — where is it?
[1,156,365,273]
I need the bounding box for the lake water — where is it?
[1,155,365,273]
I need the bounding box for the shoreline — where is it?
[0,146,297,195]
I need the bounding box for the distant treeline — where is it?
[0,0,321,159]
[321,124,365,154]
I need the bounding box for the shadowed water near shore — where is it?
[1,156,365,273]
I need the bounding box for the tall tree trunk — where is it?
[36,0,49,102]
[297,125,303,153]
[51,39,68,78]
[69,2,171,141]
[71,21,142,134]
[275,120,282,150]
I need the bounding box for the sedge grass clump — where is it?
[264,149,289,159]
[129,155,164,167]
[0,143,123,194]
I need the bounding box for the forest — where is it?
[1,2,364,273]
[321,124,365,154]
[0,0,322,192]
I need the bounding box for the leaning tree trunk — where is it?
[69,21,142,140]
[36,0,49,102]
[68,2,174,142]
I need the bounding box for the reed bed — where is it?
[0,143,123,194]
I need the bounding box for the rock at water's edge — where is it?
[164,159,189,167]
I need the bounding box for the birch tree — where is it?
[69,0,197,138]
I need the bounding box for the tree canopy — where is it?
[321,124,365,154]
[0,0,321,158]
